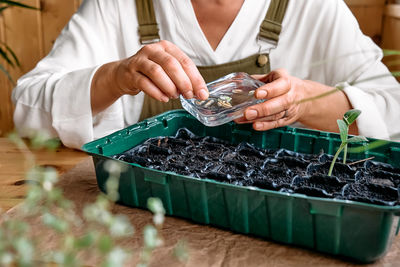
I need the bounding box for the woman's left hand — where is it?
[235,69,310,131]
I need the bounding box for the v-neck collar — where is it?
[171,0,250,65]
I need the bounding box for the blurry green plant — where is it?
[327,109,368,176]
[0,133,187,267]
[0,0,38,82]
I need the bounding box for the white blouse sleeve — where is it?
[12,0,127,149]
[320,1,400,140]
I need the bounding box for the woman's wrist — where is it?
[91,61,128,116]
[298,80,357,134]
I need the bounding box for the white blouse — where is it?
[12,0,400,149]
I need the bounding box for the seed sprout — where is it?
[328,109,368,176]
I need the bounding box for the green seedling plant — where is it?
[328,109,368,176]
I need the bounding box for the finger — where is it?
[244,95,292,120]
[250,74,265,80]
[163,42,208,100]
[252,68,288,82]
[138,59,179,99]
[148,50,195,99]
[131,72,170,102]
[235,110,287,124]
[252,116,296,131]
[255,76,291,99]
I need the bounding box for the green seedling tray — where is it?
[82,110,400,263]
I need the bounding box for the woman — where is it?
[12,0,400,148]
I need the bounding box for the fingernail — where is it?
[256,90,267,99]
[185,91,194,99]
[254,122,263,130]
[245,109,258,120]
[198,89,209,100]
[161,96,169,102]
[173,93,180,99]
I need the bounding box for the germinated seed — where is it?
[232,89,243,94]
[217,100,232,108]
[248,90,255,96]
[219,95,232,102]
[204,99,215,108]
[195,100,206,106]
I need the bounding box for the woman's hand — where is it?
[115,40,208,101]
[235,69,357,134]
[91,40,208,115]
[235,69,309,130]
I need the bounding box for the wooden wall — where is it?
[0,0,82,136]
[345,0,387,44]
[346,0,400,81]
[0,0,399,136]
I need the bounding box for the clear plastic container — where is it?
[180,72,265,126]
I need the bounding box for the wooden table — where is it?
[0,138,89,211]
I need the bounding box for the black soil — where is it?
[114,128,400,206]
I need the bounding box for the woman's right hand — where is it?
[114,40,208,102]
[91,40,208,115]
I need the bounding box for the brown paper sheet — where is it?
[7,159,400,267]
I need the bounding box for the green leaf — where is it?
[348,139,387,154]
[0,252,14,265]
[102,247,128,267]
[42,213,68,233]
[110,215,134,237]
[29,130,60,150]
[98,235,113,254]
[25,185,43,205]
[296,86,342,105]
[383,49,400,56]
[343,109,361,126]
[0,6,9,12]
[13,237,34,266]
[143,225,158,249]
[0,47,15,67]
[147,198,165,214]
[7,132,25,147]
[173,241,189,263]
[0,0,38,10]
[0,63,13,83]
[351,72,399,86]
[4,43,20,66]
[347,136,368,144]
[337,119,348,142]
[74,232,95,249]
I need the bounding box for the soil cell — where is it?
[307,162,356,182]
[343,183,399,206]
[114,128,400,206]
[293,175,346,198]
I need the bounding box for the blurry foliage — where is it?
[0,133,187,267]
[0,0,38,83]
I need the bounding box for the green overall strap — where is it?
[259,0,290,44]
[135,0,160,44]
